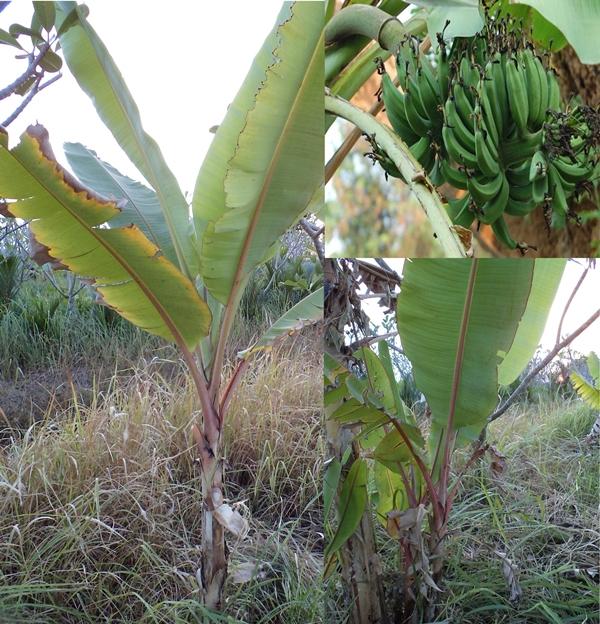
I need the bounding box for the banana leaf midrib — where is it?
[223,31,324,309]
[446,260,479,439]
[10,138,190,348]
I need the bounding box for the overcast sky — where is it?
[0,1,282,197]
[361,259,600,353]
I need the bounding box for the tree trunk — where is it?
[504,47,600,257]
[339,508,387,624]
[200,460,228,609]
[193,401,228,610]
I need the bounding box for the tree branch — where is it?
[489,308,600,423]
[556,266,588,344]
[300,217,325,267]
[0,44,50,101]
[1,73,62,128]
[347,331,397,352]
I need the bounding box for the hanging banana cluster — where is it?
[373,21,599,252]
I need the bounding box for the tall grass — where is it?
[0,333,323,623]
[0,279,158,376]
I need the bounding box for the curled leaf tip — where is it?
[25,123,121,212]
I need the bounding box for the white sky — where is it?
[0,1,283,197]
[362,258,600,353]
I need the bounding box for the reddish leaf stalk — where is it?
[387,417,442,524]
[439,259,479,504]
[395,460,418,508]
[219,358,250,417]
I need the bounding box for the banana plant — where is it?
[324,258,565,622]
[0,1,323,610]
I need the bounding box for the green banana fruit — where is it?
[440,159,468,189]
[404,90,432,135]
[446,193,474,228]
[475,127,499,177]
[409,136,431,162]
[491,215,519,249]
[547,69,561,111]
[442,124,478,169]
[468,171,504,204]
[505,195,537,216]
[552,155,593,184]
[548,164,568,228]
[444,97,476,153]
[367,26,598,250]
[529,150,547,181]
[508,180,534,202]
[381,73,419,143]
[479,172,509,224]
[522,48,541,128]
[480,83,500,148]
[505,56,529,134]
[506,159,532,187]
[531,171,549,204]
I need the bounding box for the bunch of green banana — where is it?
[379,35,450,185]
[373,21,599,252]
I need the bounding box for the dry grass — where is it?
[0,332,323,624]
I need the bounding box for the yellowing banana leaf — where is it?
[193,2,323,305]
[497,259,565,386]
[397,259,535,451]
[0,125,210,349]
[237,287,323,359]
[63,142,177,265]
[55,2,195,276]
[587,352,599,386]
[325,458,368,559]
[571,352,600,410]
[571,372,600,410]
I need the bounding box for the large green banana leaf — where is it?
[193,2,323,306]
[397,259,535,451]
[516,0,600,64]
[55,2,195,276]
[0,126,210,349]
[497,259,566,386]
[63,142,177,265]
[237,287,323,359]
